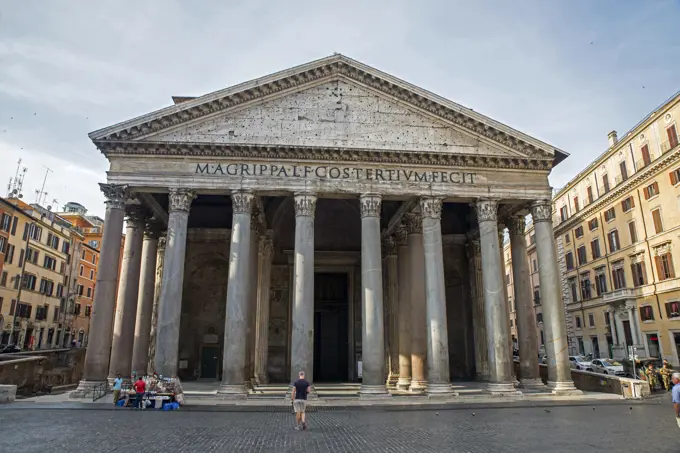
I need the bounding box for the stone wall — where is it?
[0,348,86,395]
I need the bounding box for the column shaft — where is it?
[468,239,489,381]
[290,193,316,385]
[147,236,166,375]
[245,222,259,387]
[254,234,274,384]
[72,184,128,398]
[384,237,399,387]
[219,191,254,396]
[421,197,455,397]
[531,201,578,394]
[359,194,389,396]
[154,189,195,378]
[406,212,427,392]
[395,226,412,390]
[498,227,515,378]
[627,306,639,345]
[475,200,515,394]
[507,216,543,389]
[109,207,145,378]
[609,310,619,346]
[131,227,160,376]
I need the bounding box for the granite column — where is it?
[384,235,399,388]
[405,211,427,392]
[395,225,412,390]
[254,233,274,384]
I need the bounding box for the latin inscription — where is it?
[195,163,476,184]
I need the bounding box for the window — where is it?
[9,299,15,315]
[575,316,582,329]
[81,249,86,259]
[60,261,65,274]
[88,240,99,249]
[577,246,587,265]
[652,209,664,234]
[573,196,580,213]
[568,277,578,303]
[566,252,575,270]
[641,144,651,167]
[77,284,84,296]
[607,230,620,252]
[631,261,647,287]
[666,301,680,319]
[560,205,568,222]
[588,218,598,231]
[655,252,675,281]
[587,186,594,204]
[640,306,654,322]
[16,303,32,319]
[27,224,42,241]
[56,283,63,298]
[92,254,96,264]
[612,263,626,289]
[574,226,584,238]
[13,274,20,289]
[90,269,94,280]
[536,313,543,323]
[39,278,54,296]
[0,236,5,254]
[62,241,70,254]
[0,271,7,287]
[668,125,679,149]
[43,255,57,271]
[46,233,59,250]
[669,168,680,185]
[564,234,570,244]
[23,273,37,291]
[621,196,635,212]
[53,307,60,322]
[0,213,10,231]
[74,303,81,316]
[588,313,595,327]
[580,273,592,300]
[629,221,638,244]
[595,270,607,295]
[604,207,616,222]
[643,181,660,199]
[505,273,510,286]
[532,259,538,273]
[619,161,628,182]
[5,244,14,264]
[26,247,39,264]
[602,174,610,193]
[591,239,601,259]
[85,305,92,317]
[605,311,611,328]
[86,287,92,298]
[530,234,536,245]
[533,287,541,305]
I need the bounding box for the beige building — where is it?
[549,92,680,363]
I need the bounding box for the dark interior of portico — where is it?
[152,192,478,383]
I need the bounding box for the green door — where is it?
[200,346,220,379]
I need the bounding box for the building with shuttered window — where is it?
[550,91,680,364]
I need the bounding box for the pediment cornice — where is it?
[98,140,553,171]
[90,55,567,166]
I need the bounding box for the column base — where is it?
[217,383,248,399]
[409,379,427,393]
[547,380,582,395]
[359,384,391,398]
[487,382,523,397]
[426,383,458,398]
[256,373,268,385]
[396,377,411,391]
[70,380,108,400]
[386,373,399,388]
[519,378,548,392]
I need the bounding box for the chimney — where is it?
[608,130,618,147]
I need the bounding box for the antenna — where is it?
[51,199,59,212]
[35,166,53,205]
[7,159,26,198]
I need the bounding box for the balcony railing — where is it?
[661,140,678,154]
[602,288,636,303]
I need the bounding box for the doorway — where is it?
[313,272,349,382]
[200,345,220,379]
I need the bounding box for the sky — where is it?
[1,0,679,218]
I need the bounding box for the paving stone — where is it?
[0,401,677,452]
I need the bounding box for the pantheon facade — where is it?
[72,55,577,398]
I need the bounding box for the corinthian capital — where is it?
[124,205,148,228]
[530,200,553,223]
[168,189,196,213]
[394,224,408,246]
[231,190,254,214]
[99,183,130,210]
[403,211,422,234]
[144,220,165,240]
[294,193,317,217]
[474,199,498,223]
[382,234,396,256]
[419,197,443,220]
[506,215,526,236]
[360,194,382,218]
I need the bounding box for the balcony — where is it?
[661,140,678,154]
[636,158,652,171]
[602,288,636,303]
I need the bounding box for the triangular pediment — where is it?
[90,54,567,164]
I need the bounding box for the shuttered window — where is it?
[652,209,663,234]
[655,253,675,281]
[643,181,660,199]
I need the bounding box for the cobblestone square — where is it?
[0,401,677,452]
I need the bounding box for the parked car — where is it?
[569,355,593,371]
[590,359,626,376]
[0,344,21,353]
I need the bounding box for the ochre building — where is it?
[72,55,579,398]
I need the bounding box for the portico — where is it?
[71,54,577,399]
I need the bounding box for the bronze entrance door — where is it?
[313,272,349,382]
[200,345,220,379]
